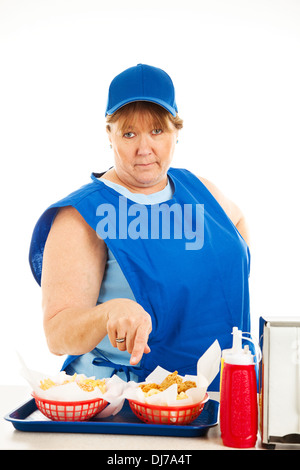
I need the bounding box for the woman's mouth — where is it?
[135,162,156,167]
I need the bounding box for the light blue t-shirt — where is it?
[66,177,174,381]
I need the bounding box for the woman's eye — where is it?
[123,132,135,138]
[152,129,162,135]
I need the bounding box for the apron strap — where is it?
[92,350,145,381]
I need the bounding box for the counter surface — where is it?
[1,385,262,450]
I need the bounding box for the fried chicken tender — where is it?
[139,371,197,398]
[160,371,183,389]
[140,382,163,393]
[144,389,161,398]
[177,392,188,400]
[178,380,197,393]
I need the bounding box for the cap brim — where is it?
[105,97,177,117]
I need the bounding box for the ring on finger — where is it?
[116,337,126,344]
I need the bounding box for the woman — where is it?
[29,64,251,390]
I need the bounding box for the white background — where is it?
[0,0,299,384]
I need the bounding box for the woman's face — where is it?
[107,110,178,193]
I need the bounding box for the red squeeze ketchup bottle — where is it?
[220,328,258,448]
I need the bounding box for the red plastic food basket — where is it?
[128,394,208,425]
[32,393,108,421]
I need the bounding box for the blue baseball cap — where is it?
[105,64,178,117]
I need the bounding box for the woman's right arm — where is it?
[41,206,151,365]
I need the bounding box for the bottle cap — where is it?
[222,328,255,365]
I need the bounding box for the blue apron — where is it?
[29,168,251,390]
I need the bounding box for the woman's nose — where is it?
[136,134,152,156]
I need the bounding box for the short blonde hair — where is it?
[106,101,183,133]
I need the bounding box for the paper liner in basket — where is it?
[123,340,221,406]
[18,353,128,417]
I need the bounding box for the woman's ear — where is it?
[106,124,112,146]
